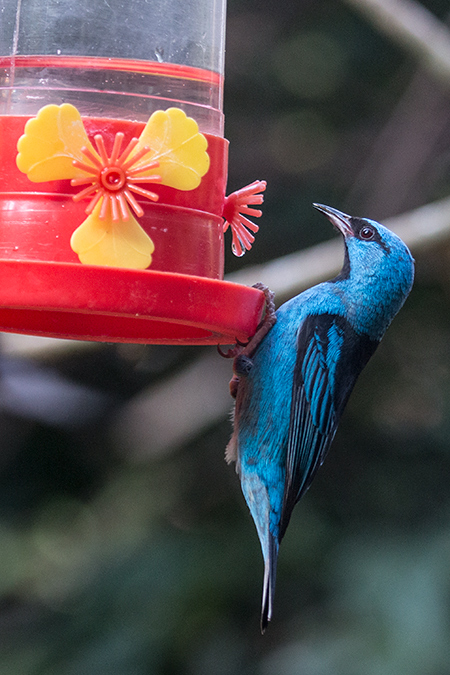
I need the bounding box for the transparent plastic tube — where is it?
[0,0,225,134]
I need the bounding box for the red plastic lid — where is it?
[0,260,265,344]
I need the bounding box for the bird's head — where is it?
[313,203,415,336]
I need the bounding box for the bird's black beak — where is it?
[313,203,353,237]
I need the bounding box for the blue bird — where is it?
[225,204,414,632]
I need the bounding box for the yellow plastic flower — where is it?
[16,104,210,269]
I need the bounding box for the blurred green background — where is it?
[3,0,450,673]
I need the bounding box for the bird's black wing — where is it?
[279,313,378,539]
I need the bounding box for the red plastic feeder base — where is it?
[0,105,266,346]
[0,260,265,345]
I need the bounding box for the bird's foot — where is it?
[217,337,249,359]
[217,283,276,360]
[218,283,276,399]
[228,353,254,398]
[242,283,276,359]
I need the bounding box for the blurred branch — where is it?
[227,195,450,302]
[113,195,450,460]
[1,333,98,358]
[111,350,233,460]
[342,0,450,87]
[346,67,450,216]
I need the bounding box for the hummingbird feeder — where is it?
[0,0,266,344]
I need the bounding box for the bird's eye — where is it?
[360,225,375,240]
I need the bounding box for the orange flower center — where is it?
[71,132,161,221]
[100,165,127,191]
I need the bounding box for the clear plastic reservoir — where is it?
[0,0,225,134]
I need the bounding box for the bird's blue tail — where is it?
[260,532,279,633]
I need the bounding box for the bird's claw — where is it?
[217,338,249,359]
[241,283,277,359]
[220,283,277,398]
[218,283,276,360]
